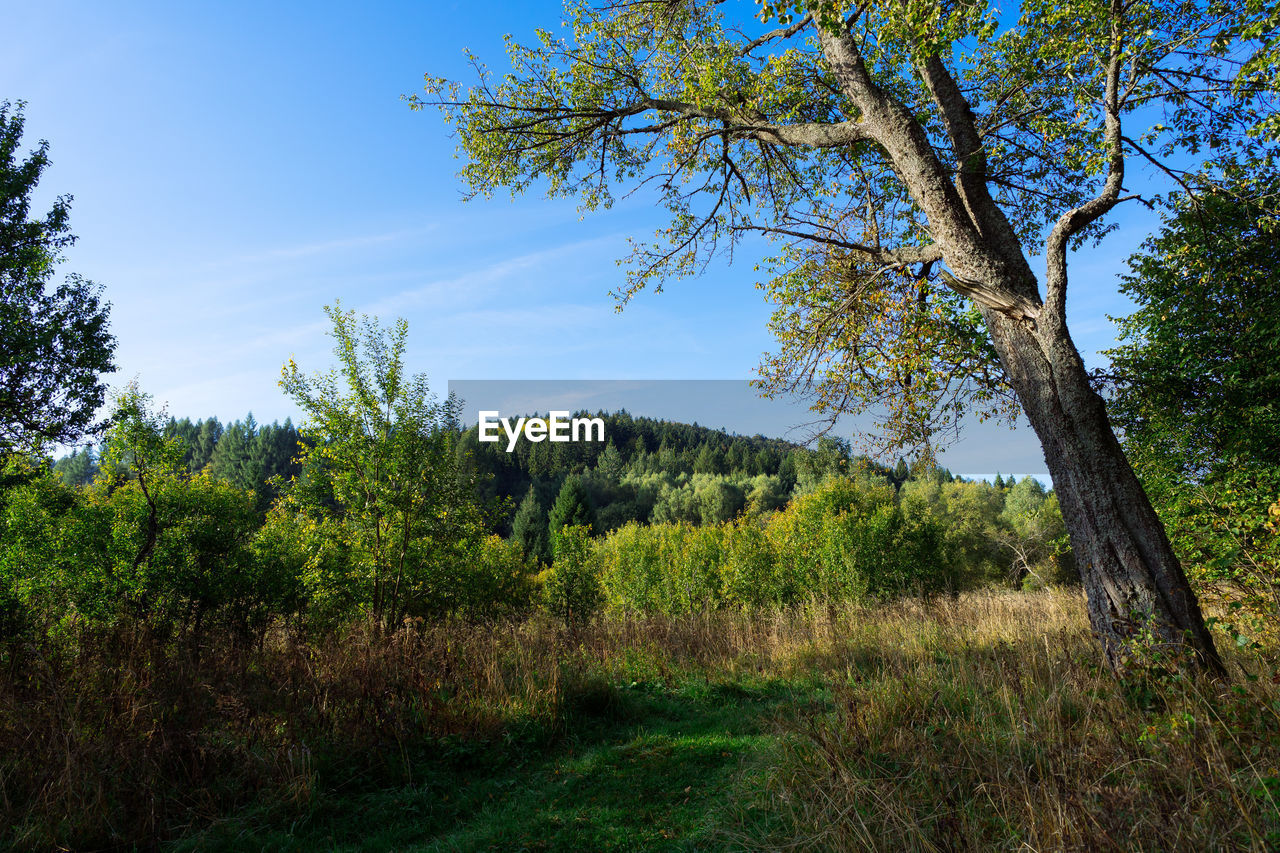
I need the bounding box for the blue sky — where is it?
[3,1,1169,478]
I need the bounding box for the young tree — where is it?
[548,474,596,553]
[0,102,115,453]
[417,0,1279,673]
[278,304,487,627]
[511,485,551,563]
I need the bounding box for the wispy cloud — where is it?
[222,223,441,265]
[358,234,624,319]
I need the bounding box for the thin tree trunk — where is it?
[983,306,1226,677]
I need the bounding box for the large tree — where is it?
[0,101,115,453]
[1105,166,1280,622]
[418,0,1279,673]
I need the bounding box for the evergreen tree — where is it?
[511,486,550,564]
[548,475,595,553]
[596,440,624,480]
[209,415,261,493]
[52,446,97,486]
[191,418,222,472]
[693,443,726,475]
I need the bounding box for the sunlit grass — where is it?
[3,588,1277,850]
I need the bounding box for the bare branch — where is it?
[1044,0,1127,325]
[737,12,812,56]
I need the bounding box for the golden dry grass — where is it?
[1,588,1276,850]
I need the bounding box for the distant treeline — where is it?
[452,412,945,543]
[54,410,932,532]
[54,415,303,505]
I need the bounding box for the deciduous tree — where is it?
[278,304,487,627]
[418,0,1280,672]
[1,102,115,453]
[1106,166,1280,631]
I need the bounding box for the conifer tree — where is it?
[548,475,596,554]
[511,486,550,564]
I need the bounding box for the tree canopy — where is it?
[1107,166,1280,484]
[0,102,115,453]
[278,304,489,625]
[416,0,1280,672]
[1106,165,1280,626]
[417,0,1277,452]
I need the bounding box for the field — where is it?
[4,588,1277,851]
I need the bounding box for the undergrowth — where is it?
[1,589,1276,851]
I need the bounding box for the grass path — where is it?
[177,678,818,851]
[154,592,1278,851]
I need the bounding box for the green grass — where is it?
[174,677,810,851]
[6,590,1277,851]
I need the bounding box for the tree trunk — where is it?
[982,306,1226,677]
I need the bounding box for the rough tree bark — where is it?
[426,0,1234,675]
[816,21,1226,675]
[985,305,1226,675]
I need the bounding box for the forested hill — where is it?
[453,411,923,547]
[457,411,804,507]
[54,409,969,547]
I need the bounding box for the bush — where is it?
[542,525,602,628]
[597,476,951,614]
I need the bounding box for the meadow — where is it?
[3,588,1276,851]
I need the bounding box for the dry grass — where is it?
[1,589,1276,850]
[748,590,1280,852]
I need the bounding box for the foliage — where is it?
[1107,168,1280,634]
[417,0,1276,452]
[0,102,115,453]
[454,409,801,532]
[0,388,289,639]
[597,474,951,613]
[999,477,1072,588]
[52,446,98,486]
[547,474,596,553]
[511,485,551,564]
[542,524,602,628]
[759,259,1016,456]
[277,304,494,626]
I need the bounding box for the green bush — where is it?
[542,525,602,628]
[465,534,538,616]
[597,476,950,614]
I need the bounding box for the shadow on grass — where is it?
[175,678,811,852]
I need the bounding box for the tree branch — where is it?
[737,13,812,56]
[1044,0,1127,326]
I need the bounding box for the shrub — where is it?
[597,476,951,614]
[543,525,602,628]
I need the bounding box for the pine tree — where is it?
[548,475,595,554]
[511,486,550,564]
[693,444,726,475]
[191,418,222,472]
[209,415,260,493]
[52,446,97,486]
[596,440,624,480]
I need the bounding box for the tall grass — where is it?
[748,591,1280,852]
[1,589,1276,850]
